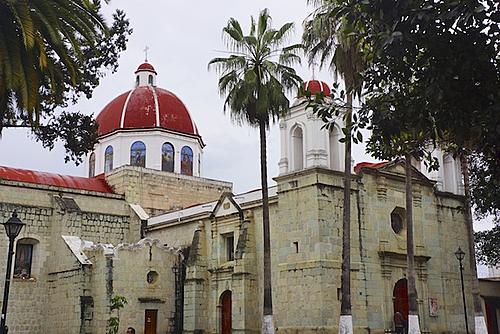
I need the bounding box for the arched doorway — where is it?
[220,290,232,334]
[393,279,409,326]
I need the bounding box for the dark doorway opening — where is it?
[144,309,158,334]
[393,278,409,328]
[220,290,232,334]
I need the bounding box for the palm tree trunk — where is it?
[405,154,421,334]
[259,120,275,334]
[339,93,353,334]
[459,154,487,334]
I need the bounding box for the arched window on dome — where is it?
[161,142,175,172]
[135,75,139,87]
[148,75,153,85]
[104,145,114,173]
[130,141,146,167]
[88,152,95,177]
[181,146,193,176]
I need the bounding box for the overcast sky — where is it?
[0,0,373,192]
[0,1,493,262]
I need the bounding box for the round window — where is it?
[391,211,404,234]
[146,271,159,284]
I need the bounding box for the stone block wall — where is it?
[106,166,232,215]
[0,180,136,334]
[86,240,180,334]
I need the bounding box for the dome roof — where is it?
[96,86,200,137]
[303,80,331,97]
[135,62,157,74]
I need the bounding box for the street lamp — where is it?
[455,247,469,334]
[1,211,25,334]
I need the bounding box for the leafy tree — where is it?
[475,225,500,267]
[303,1,367,332]
[106,295,128,334]
[0,0,132,164]
[329,0,499,331]
[208,9,302,333]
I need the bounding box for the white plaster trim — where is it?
[319,80,325,92]
[62,235,94,265]
[129,203,149,220]
[338,315,353,334]
[475,316,488,334]
[408,315,421,334]
[150,86,160,127]
[262,315,275,334]
[120,89,135,128]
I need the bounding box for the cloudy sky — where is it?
[0,0,493,275]
[0,0,373,192]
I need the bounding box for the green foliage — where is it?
[208,8,303,128]
[475,225,500,267]
[0,0,132,164]
[106,295,128,334]
[318,0,499,264]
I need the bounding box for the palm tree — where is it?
[0,0,108,130]
[208,9,302,333]
[303,2,365,333]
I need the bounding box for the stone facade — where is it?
[147,162,477,334]
[106,165,232,216]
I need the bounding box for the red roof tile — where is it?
[354,161,389,174]
[0,166,114,193]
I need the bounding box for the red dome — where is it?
[303,80,331,96]
[135,62,157,74]
[96,86,200,137]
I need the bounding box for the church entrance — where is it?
[393,279,409,326]
[144,309,157,334]
[220,290,232,334]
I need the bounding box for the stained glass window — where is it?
[104,145,113,173]
[88,152,95,177]
[130,141,146,167]
[14,243,33,278]
[181,146,193,176]
[161,142,175,172]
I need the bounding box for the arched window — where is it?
[181,146,193,176]
[161,142,175,172]
[130,141,146,167]
[148,75,153,85]
[443,154,456,193]
[291,126,304,171]
[88,152,95,177]
[135,75,139,87]
[329,127,341,171]
[104,145,113,173]
[14,238,39,279]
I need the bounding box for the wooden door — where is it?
[220,290,232,334]
[393,279,409,324]
[144,309,157,334]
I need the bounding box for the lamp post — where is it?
[455,247,469,334]
[1,211,25,334]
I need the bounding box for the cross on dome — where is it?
[143,45,150,62]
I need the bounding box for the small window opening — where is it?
[390,207,405,235]
[148,74,153,85]
[135,75,139,87]
[293,241,299,253]
[14,243,33,279]
[225,234,234,262]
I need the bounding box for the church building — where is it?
[0,62,479,334]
